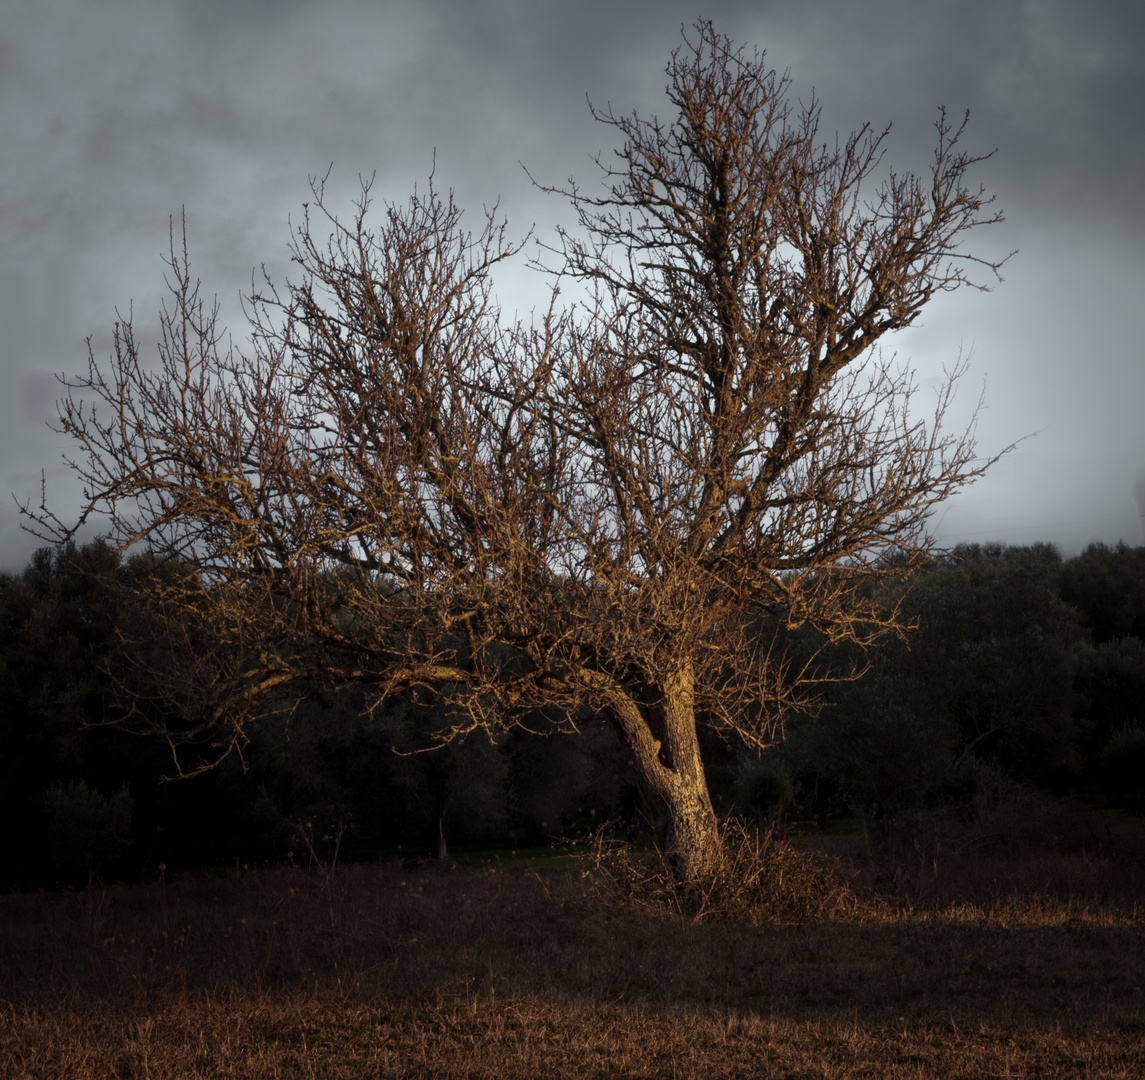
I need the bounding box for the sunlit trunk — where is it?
[602,662,722,882]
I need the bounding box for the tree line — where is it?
[2,537,1142,890]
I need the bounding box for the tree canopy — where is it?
[22,22,1009,880]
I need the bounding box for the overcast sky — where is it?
[2,0,1143,571]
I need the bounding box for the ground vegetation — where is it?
[3,844,1144,1078]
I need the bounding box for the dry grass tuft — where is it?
[582,819,872,924]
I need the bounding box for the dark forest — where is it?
[3,536,1142,892]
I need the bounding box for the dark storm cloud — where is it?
[1,0,1142,567]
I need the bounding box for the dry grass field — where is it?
[3,841,1145,1078]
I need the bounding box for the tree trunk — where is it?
[862,800,892,860]
[599,662,722,882]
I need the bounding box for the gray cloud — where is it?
[2,0,1142,567]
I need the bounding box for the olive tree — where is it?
[22,22,1008,881]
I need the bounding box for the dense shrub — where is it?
[1099,726,1145,809]
[43,780,134,886]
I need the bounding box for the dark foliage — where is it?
[3,537,1144,888]
[780,541,1145,854]
[1062,541,1145,643]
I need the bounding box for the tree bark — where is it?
[597,662,723,882]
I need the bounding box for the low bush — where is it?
[43,780,134,887]
[581,817,867,924]
[1099,725,1145,808]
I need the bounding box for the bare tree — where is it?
[22,22,1009,881]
